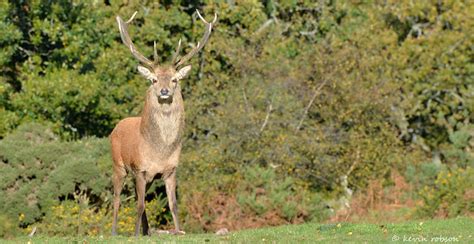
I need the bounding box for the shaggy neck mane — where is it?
[140,88,184,148]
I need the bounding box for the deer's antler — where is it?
[174,10,217,67]
[116,11,156,69]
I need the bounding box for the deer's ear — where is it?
[137,66,156,81]
[174,65,192,80]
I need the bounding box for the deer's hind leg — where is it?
[112,164,126,236]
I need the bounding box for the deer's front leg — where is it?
[164,170,185,235]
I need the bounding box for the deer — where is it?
[110,10,217,236]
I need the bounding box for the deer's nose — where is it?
[160,88,169,96]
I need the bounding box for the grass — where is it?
[4,217,473,243]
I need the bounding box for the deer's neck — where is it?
[140,88,184,148]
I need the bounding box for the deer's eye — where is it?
[171,78,178,83]
[151,79,157,84]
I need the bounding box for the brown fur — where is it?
[110,66,186,236]
[113,10,215,236]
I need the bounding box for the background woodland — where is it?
[0,0,473,237]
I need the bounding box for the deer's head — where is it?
[116,11,216,102]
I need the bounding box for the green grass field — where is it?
[6,217,473,243]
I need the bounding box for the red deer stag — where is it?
[110,10,216,236]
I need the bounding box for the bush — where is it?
[180,166,328,232]
[416,167,474,218]
[0,123,174,237]
[236,166,328,222]
[35,194,169,236]
[1,0,473,237]
[0,123,111,227]
[441,125,474,168]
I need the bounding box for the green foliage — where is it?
[236,166,328,222]
[405,162,443,190]
[36,195,169,236]
[182,0,409,194]
[387,1,474,149]
[441,125,474,168]
[0,1,22,70]
[0,105,19,138]
[0,0,473,237]
[0,123,172,237]
[417,167,474,218]
[36,199,110,236]
[10,69,140,138]
[0,123,112,227]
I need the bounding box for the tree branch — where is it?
[255,19,275,34]
[295,80,328,132]
[259,102,273,134]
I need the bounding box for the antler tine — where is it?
[125,11,138,24]
[171,39,182,64]
[175,10,217,67]
[196,10,217,25]
[116,11,155,68]
[153,41,159,64]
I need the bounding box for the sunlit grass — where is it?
[5,217,473,243]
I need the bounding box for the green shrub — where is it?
[35,194,169,236]
[179,165,329,232]
[441,125,474,168]
[0,123,112,227]
[237,166,328,222]
[416,167,474,218]
[405,162,444,190]
[0,123,174,236]
[1,0,473,236]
